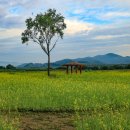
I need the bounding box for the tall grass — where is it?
[75,110,130,130]
[0,70,129,111]
[0,70,130,129]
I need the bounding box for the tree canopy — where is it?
[21,9,66,55]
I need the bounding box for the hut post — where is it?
[63,62,85,74]
[66,65,69,74]
[80,65,82,74]
[71,65,73,74]
[76,65,78,74]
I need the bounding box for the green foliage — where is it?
[86,64,130,70]
[6,64,16,70]
[126,64,130,69]
[0,66,5,69]
[21,9,66,54]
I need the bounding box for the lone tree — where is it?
[21,9,66,76]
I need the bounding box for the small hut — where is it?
[63,62,85,74]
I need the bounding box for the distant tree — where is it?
[6,64,16,69]
[92,66,99,70]
[126,64,130,69]
[110,65,124,70]
[21,9,66,76]
[100,65,109,70]
[0,66,5,69]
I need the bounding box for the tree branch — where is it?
[40,44,48,55]
[49,36,59,52]
[32,37,40,45]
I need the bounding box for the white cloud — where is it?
[93,34,130,40]
[100,12,130,20]
[65,19,94,35]
[0,28,23,39]
[73,9,85,14]
[112,0,130,5]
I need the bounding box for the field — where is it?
[0,70,130,130]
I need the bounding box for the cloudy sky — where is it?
[0,0,130,64]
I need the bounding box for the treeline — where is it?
[86,64,130,70]
[0,64,16,70]
[0,64,48,71]
[1,64,130,71]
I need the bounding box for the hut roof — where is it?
[63,62,85,66]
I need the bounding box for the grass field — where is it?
[0,70,130,129]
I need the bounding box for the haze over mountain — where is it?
[16,53,130,69]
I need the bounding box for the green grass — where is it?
[75,110,130,130]
[0,70,129,111]
[0,70,130,129]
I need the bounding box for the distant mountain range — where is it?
[16,53,130,69]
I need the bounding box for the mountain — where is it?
[76,53,130,64]
[17,59,73,69]
[16,53,130,69]
[74,57,103,64]
[17,63,46,68]
[92,53,123,64]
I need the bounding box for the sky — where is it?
[0,0,130,65]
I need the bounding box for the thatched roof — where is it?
[63,62,85,66]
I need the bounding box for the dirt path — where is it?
[16,112,75,130]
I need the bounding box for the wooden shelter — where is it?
[63,62,85,74]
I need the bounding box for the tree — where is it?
[0,66,5,69]
[21,9,66,76]
[6,64,16,69]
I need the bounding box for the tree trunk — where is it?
[47,53,50,76]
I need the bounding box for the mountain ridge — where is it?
[16,53,130,69]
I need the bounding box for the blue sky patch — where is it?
[9,6,23,14]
